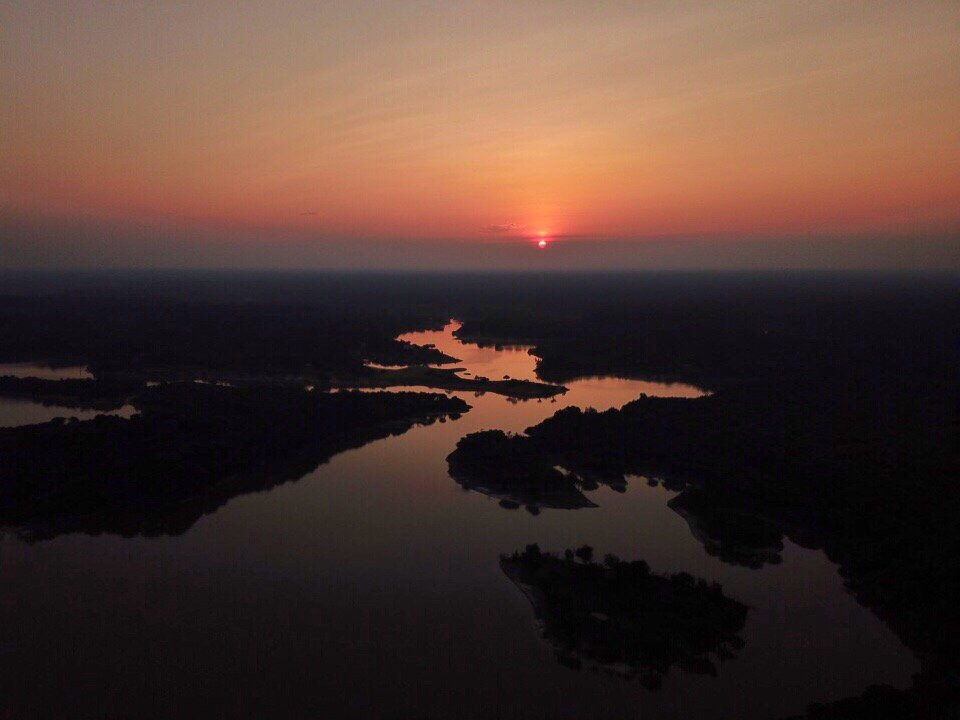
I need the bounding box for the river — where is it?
[0,322,916,718]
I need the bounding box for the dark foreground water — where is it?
[0,324,916,719]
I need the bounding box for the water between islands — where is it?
[0,322,917,719]
[0,362,136,426]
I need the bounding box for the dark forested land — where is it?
[0,272,458,382]
[445,272,960,390]
[0,383,467,540]
[447,429,599,511]
[4,271,958,388]
[500,544,747,688]
[0,376,140,410]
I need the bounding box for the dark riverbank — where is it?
[0,383,468,540]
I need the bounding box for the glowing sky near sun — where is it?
[1,1,958,267]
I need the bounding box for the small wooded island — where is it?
[501,544,748,688]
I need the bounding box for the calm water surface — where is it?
[0,400,136,427]
[0,324,916,719]
[0,363,136,427]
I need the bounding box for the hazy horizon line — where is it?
[2,210,958,272]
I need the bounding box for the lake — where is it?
[0,322,916,719]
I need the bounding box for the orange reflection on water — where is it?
[397,321,705,433]
[399,322,539,383]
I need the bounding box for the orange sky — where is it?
[1,1,958,266]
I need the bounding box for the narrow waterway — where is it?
[0,363,134,427]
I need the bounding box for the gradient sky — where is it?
[2,1,958,268]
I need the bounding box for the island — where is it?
[501,544,748,689]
